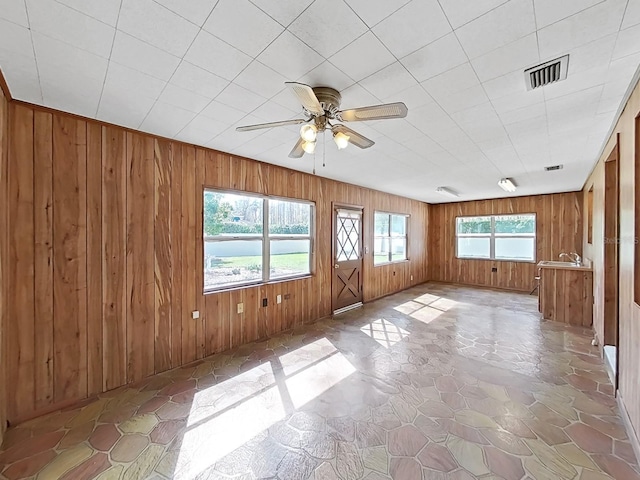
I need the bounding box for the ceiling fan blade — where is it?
[285,82,324,116]
[338,102,408,122]
[236,118,307,132]
[288,137,305,158]
[332,125,375,149]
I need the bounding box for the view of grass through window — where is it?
[374,212,408,265]
[204,191,313,290]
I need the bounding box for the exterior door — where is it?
[332,206,364,314]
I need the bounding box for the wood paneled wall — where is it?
[4,101,429,424]
[0,75,9,444]
[428,193,583,292]
[583,76,640,450]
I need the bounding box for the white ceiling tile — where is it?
[55,0,121,26]
[400,33,468,82]
[482,70,526,100]
[289,0,368,58]
[344,0,411,28]
[250,101,302,123]
[0,52,41,102]
[215,83,266,113]
[438,0,508,29]
[543,65,607,100]
[433,84,490,113]
[491,88,545,115]
[234,61,287,99]
[0,0,29,27]
[170,61,229,99]
[621,0,640,29]
[383,83,432,108]
[200,100,252,126]
[185,30,252,81]
[373,0,451,58]
[249,0,313,27]
[612,22,640,60]
[455,0,536,59]
[270,88,307,114]
[158,83,211,113]
[101,62,166,102]
[184,114,228,138]
[297,61,356,92]
[118,0,199,57]
[497,102,547,125]
[97,87,156,129]
[175,125,217,146]
[26,0,115,58]
[329,32,395,82]
[257,31,324,80]
[0,18,34,58]
[567,33,617,74]
[339,83,382,108]
[110,31,181,82]
[203,0,283,57]
[421,62,479,97]
[359,62,416,99]
[537,0,627,59]
[534,0,603,29]
[154,0,219,26]
[140,101,197,138]
[470,33,540,82]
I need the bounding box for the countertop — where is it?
[537,261,593,272]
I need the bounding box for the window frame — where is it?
[373,211,410,266]
[203,188,315,293]
[455,213,537,263]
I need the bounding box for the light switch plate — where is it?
[277,294,282,304]
[237,303,244,314]
[192,311,200,319]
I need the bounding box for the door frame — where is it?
[331,202,365,314]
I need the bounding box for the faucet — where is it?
[559,252,582,266]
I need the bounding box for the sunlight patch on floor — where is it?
[360,318,409,348]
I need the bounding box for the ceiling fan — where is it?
[236,82,408,158]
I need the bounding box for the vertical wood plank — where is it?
[126,132,155,383]
[8,104,35,419]
[52,114,87,403]
[171,144,183,367]
[102,126,127,391]
[33,111,54,408]
[86,122,103,395]
[182,145,197,363]
[154,139,172,373]
[195,148,205,359]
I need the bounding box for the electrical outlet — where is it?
[491,267,498,273]
[277,294,282,304]
[410,275,413,281]
[237,303,243,314]
[284,293,291,300]
[262,298,268,307]
[192,311,200,319]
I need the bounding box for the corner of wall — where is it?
[0,70,9,444]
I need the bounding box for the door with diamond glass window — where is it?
[332,206,363,314]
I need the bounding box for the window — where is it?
[203,190,313,291]
[456,214,536,261]
[374,212,408,265]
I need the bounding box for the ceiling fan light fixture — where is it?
[302,140,316,154]
[498,178,517,192]
[300,124,318,142]
[333,131,350,149]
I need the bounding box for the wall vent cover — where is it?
[524,55,569,90]
[544,164,564,171]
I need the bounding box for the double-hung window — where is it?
[374,212,409,265]
[456,214,536,262]
[203,190,314,291]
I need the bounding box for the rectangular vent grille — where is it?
[544,164,563,171]
[525,55,569,90]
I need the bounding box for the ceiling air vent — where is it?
[524,55,569,90]
[544,164,564,171]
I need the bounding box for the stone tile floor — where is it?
[1,283,639,479]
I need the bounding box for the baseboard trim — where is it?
[617,391,640,466]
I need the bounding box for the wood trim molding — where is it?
[0,68,12,101]
[617,392,640,468]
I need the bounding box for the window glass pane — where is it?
[204,191,263,236]
[495,238,535,261]
[269,200,311,235]
[270,240,310,278]
[337,213,360,261]
[374,237,390,265]
[392,238,407,261]
[374,213,389,235]
[204,240,263,289]
[457,237,490,258]
[494,214,535,234]
[391,215,406,236]
[456,216,491,234]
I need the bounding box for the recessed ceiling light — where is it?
[498,178,517,192]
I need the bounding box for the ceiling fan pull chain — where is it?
[323,130,326,168]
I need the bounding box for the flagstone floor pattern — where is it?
[0,283,638,479]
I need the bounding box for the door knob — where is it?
[334,264,339,269]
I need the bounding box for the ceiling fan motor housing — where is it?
[312,87,342,118]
